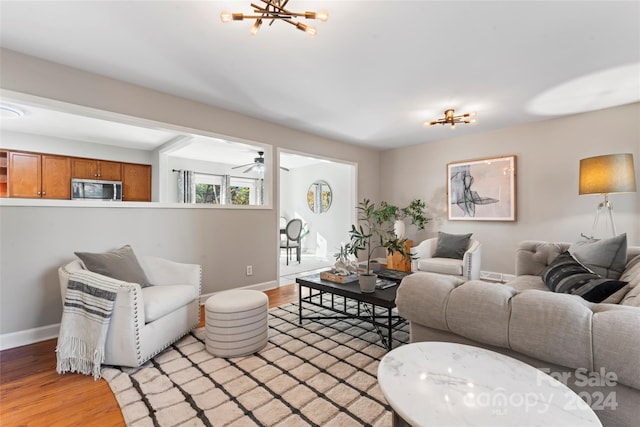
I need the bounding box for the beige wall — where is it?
[1,47,638,343]
[380,103,640,274]
[0,49,380,339]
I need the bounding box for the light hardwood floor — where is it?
[0,284,300,426]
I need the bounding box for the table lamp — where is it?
[579,153,637,237]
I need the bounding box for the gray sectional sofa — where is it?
[396,240,640,427]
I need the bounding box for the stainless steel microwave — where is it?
[71,179,122,201]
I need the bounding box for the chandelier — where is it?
[220,0,329,36]
[426,109,477,129]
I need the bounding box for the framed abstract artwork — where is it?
[447,155,517,221]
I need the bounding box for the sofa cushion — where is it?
[509,290,594,370]
[504,275,549,292]
[541,252,627,303]
[75,245,150,287]
[569,233,627,279]
[619,255,640,307]
[416,257,463,276]
[433,232,472,259]
[620,284,640,307]
[592,304,640,390]
[602,255,640,303]
[142,284,198,323]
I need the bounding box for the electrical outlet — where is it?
[246,265,253,276]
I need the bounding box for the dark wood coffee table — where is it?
[295,269,411,350]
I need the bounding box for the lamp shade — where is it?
[579,153,637,195]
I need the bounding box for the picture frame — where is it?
[447,155,517,221]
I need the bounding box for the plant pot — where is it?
[359,273,377,293]
[393,220,406,239]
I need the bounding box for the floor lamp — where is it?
[579,153,637,238]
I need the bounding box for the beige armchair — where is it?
[58,255,201,367]
[411,237,482,280]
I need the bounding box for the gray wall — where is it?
[0,49,381,340]
[380,102,640,275]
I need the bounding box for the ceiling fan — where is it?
[232,151,290,173]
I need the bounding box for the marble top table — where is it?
[378,342,602,426]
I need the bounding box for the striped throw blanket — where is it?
[56,270,120,380]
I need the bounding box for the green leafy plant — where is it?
[343,198,430,274]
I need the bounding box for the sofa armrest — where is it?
[462,240,481,280]
[396,272,465,331]
[59,265,146,334]
[410,238,437,271]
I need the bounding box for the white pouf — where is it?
[204,289,269,357]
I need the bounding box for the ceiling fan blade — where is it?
[279,166,290,172]
[243,165,257,173]
[232,162,255,169]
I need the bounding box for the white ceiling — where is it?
[1,1,639,151]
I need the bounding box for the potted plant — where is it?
[375,199,430,239]
[344,198,430,292]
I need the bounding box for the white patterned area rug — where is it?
[102,301,409,427]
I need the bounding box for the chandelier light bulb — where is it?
[296,22,317,36]
[304,10,329,21]
[220,11,233,23]
[250,19,262,35]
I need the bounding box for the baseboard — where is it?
[1,281,280,351]
[0,323,60,351]
[200,280,279,304]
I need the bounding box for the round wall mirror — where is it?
[307,180,332,213]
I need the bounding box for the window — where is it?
[195,174,261,205]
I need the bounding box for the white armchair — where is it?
[58,255,201,367]
[411,237,482,280]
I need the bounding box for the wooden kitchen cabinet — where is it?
[122,163,151,201]
[72,158,121,181]
[0,150,7,197]
[9,152,71,199]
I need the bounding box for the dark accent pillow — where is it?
[569,233,627,280]
[75,245,150,287]
[541,251,627,303]
[433,232,472,260]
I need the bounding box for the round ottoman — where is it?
[205,290,269,357]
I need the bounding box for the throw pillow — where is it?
[602,254,640,304]
[75,245,150,287]
[433,232,472,260]
[569,233,627,280]
[541,251,627,303]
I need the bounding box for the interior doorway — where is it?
[278,150,356,285]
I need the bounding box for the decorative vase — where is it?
[394,220,406,239]
[359,273,377,293]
